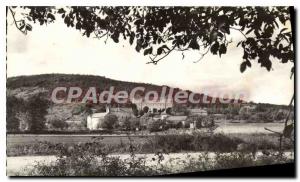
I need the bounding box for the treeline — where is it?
[7,94,49,132]
[7,74,163,92]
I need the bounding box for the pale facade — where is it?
[132,97,173,111]
[87,106,109,130]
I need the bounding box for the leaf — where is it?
[220,25,230,34]
[210,42,219,55]
[57,8,66,14]
[19,24,25,30]
[236,41,243,47]
[129,32,135,45]
[111,33,119,43]
[135,43,141,52]
[245,60,251,67]
[240,61,247,73]
[26,16,32,21]
[47,13,56,21]
[144,47,153,55]
[280,28,288,34]
[260,58,272,71]
[134,19,143,26]
[76,22,81,30]
[188,39,200,50]
[245,28,253,35]
[25,24,32,31]
[160,45,170,51]
[157,45,169,55]
[274,21,279,28]
[218,44,227,57]
[157,47,163,55]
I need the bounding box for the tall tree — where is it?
[26,95,49,132]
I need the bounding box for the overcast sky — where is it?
[7,9,294,105]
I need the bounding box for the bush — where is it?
[50,119,68,130]
[21,140,293,176]
[6,96,25,131]
[149,133,244,153]
[274,111,286,121]
[147,120,166,132]
[26,95,50,132]
[214,152,254,169]
[101,114,118,130]
[26,141,158,176]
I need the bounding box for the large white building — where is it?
[131,97,173,111]
[87,106,110,130]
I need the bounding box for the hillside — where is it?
[6,74,212,131]
[7,73,165,92]
[6,74,293,133]
[7,73,220,104]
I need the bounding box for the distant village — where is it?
[87,97,212,131]
[12,94,289,133]
[7,87,292,133]
[72,97,290,132]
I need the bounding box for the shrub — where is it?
[101,114,118,130]
[6,96,25,131]
[148,133,244,153]
[26,94,50,132]
[147,120,166,132]
[214,152,254,169]
[22,140,293,176]
[50,119,68,130]
[26,141,158,176]
[143,106,149,113]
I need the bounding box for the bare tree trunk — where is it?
[279,93,294,153]
[265,93,294,154]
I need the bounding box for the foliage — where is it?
[8,6,294,73]
[102,114,118,130]
[17,136,293,176]
[50,119,68,130]
[71,104,86,115]
[120,117,141,131]
[7,94,49,132]
[142,106,149,113]
[193,116,215,128]
[274,110,287,121]
[147,120,167,132]
[26,139,158,176]
[6,96,25,131]
[214,152,255,169]
[26,94,50,132]
[8,132,293,157]
[165,107,172,115]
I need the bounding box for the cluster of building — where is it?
[87,98,208,130]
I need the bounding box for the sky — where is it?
[6,8,294,105]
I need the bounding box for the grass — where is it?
[8,131,294,176]
[14,145,293,176]
[7,132,293,157]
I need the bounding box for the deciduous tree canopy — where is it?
[8,6,294,74]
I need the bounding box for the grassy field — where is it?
[7,123,294,176]
[7,121,287,147]
[215,120,285,134]
[7,134,149,148]
[7,133,293,157]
